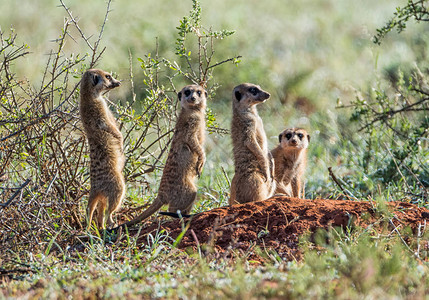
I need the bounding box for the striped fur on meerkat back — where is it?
[80,69,125,229]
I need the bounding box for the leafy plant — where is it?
[336,69,429,203]
[328,1,429,203]
[374,0,429,45]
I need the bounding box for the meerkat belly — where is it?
[180,142,198,167]
[161,147,196,182]
[281,158,298,174]
[255,121,268,149]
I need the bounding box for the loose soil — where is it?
[122,197,429,261]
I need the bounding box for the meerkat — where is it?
[271,128,310,198]
[123,85,207,227]
[80,69,125,229]
[229,83,276,205]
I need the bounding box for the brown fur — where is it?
[229,83,276,205]
[124,85,207,227]
[80,69,125,229]
[271,128,310,198]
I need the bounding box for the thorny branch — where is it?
[58,0,111,68]
[358,95,429,132]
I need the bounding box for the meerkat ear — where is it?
[278,134,282,143]
[235,90,242,101]
[91,73,101,86]
[307,134,311,142]
[205,91,208,98]
[178,92,182,101]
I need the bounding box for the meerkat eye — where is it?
[298,133,304,139]
[197,91,202,97]
[184,90,191,97]
[105,75,111,80]
[248,87,258,95]
[285,133,292,139]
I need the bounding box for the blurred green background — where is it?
[1,0,428,201]
[2,0,424,92]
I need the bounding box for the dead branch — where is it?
[0,179,30,209]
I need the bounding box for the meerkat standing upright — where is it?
[229,83,276,205]
[123,85,207,227]
[271,128,310,198]
[80,69,125,229]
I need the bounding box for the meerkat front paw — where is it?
[260,166,269,182]
[196,155,205,178]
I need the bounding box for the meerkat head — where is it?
[279,128,310,150]
[177,85,207,110]
[81,69,121,98]
[232,83,270,111]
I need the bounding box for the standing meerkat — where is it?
[229,83,276,205]
[123,85,207,227]
[271,128,310,198]
[80,69,125,229]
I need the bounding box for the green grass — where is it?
[2,226,428,299]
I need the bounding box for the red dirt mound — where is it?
[125,197,429,260]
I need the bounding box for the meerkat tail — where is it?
[122,199,164,227]
[158,211,194,218]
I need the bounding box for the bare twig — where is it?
[328,167,357,201]
[0,179,30,209]
[207,55,242,70]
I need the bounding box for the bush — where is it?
[333,0,429,203]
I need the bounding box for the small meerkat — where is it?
[80,69,125,229]
[271,128,310,198]
[229,83,276,205]
[123,85,207,227]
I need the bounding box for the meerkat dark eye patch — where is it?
[235,91,242,101]
[184,90,191,97]
[92,73,101,86]
[285,133,292,139]
[105,75,111,80]
[298,133,304,139]
[197,91,202,97]
[248,87,259,95]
